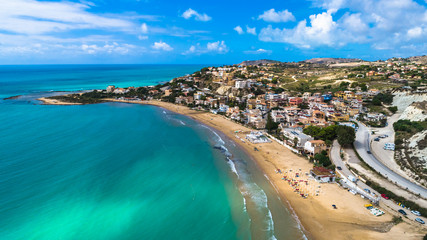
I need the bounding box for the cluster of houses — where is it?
[104,63,392,157]
[102,60,426,183]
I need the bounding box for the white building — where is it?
[235,80,248,89]
[106,85,115,93]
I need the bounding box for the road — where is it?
[354,121,427,198]
[330,140,427,224]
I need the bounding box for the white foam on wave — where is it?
[179,120,186,126]
[200,124,225,145]
[227,159,239,178]
[263,175,308,240]
[162,110,167,114]
[240,181,276,238]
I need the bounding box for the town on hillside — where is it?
[50,56,426,170]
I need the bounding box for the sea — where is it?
[0,65,306,240]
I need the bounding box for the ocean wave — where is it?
[227,159,239,178]
[199,124,225,145]
[240,181,275,238]
[263,175,308,240]
[178,120,186,126]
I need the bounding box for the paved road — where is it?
[354,121,427,198]
[331,140,427,225]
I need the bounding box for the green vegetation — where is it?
[303,125,338,141]
[394,120,427,148]
[336,126,356,146]
[266,113,279,133]
[314,150,333,168]
[303,125,355,146]
[393,119,426,133]
[388,106,398,114]
[372,92,394,106]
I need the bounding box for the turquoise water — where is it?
[0,65,306,240]
[0,65,202,99]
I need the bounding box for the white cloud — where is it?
[244,49,272,54]
[138,35,148,40]
[259,0,427,50]
[246,26,256,35]
[234,26,244,34]
[207,41,228,53]
[182,8,211,21]
[183,41,228,55]
[80,42,136,55]
[0,0,135,35]
[258,9,295,22]
[152,41,173,51]
[141,23,148,34]
[407,27,423,39]
[259,11,337,48]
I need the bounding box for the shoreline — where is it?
[37,97,83,105]
[38,98,426,239]
[137,100,425,240]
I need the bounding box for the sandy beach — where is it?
[37,97,83,105]
[138,100,426,240]
[40,98,426,239]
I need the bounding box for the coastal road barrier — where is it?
[265,133,299,154]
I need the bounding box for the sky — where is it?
[0,0,426,64]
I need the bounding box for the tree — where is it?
[266,113,278,133]
[298,102,309,109]
[316,125,338,141]
[293,137,299,148]
[314,152,332,167]
[336,126,355,146]
[303,125,321,137]
[388,106,398,114]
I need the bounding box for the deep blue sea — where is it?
[0,65,306,240]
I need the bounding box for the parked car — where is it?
[411,210,421,216]
[364,188,371,194]
[415,218,425,224]
[398,209,407,215]
[381,194,389,199]
[337,166,342,170]
[374,138,380,141]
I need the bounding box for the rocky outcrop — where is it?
[399,101,427,122]
[216,86,232,95]
[393,92,427,113]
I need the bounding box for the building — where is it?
[164,89,172,97]
[106,85,115,93]
[303,92,311,100]
[282,128,313,149]
[235,80,248,89]
[329,113,350,122]
[289,97,303,106]
[310,167,336,183]
[304,140,328,156]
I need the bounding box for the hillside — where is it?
[303,58,363,64]
[238,59,281,66]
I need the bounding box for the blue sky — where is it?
[0,0,426,64]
